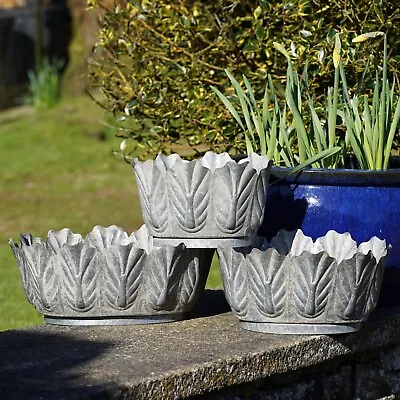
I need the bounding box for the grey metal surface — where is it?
[9,225,213,324]
[153,236,251,248]
[241,321,361,335]
[45,314,185,326]
[133,152,272,240]
[218,230,390,333]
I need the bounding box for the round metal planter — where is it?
[132,152,272,247]
[259,167,400,306]
[9,225,214,325]
[218,230,390,335]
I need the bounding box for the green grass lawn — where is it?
[0,96,222,331]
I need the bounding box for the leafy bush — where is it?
[87,0,400,160]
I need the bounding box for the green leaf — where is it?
[271,147,342,185]
[273,42,291,61]
[253,5,262,19]
[384,98,400,169]
[308,99,327,153]
[211,86,245,131]
[225,70,256,144]
[352,31,384,43]
[243,75,266,154]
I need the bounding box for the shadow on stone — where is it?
[188,289,231,319]
[0,329,113,399]
[1,308,400,400]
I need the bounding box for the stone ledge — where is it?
[1,291,400,400]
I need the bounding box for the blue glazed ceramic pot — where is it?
[259,167,400,306]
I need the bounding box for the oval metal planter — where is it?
[259,166,400,306]
[132,152,272,248]
[218,230,390,335]
[9,225,214,326]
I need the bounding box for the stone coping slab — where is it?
[1,291,400,400]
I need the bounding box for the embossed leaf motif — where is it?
[359,238,389,315]
[250,172,269,231]
[22,239,58,312]
[104,244,145,309]
[247,249,288,317]
[168,159,210,232]
[218,248,249,317]
[178,248,213,308]
[293,252,336,318]
[9,238,33,301]
[133,157,169,233]
[335,253,377,320]
[19,236,42,300]
[10,237,61,313]
[365,258,386,314]
[178,251,200,307]
[39,248,60,311]
[146,244,185,311]
[60,242,97,311]
[214,163,256,233]
[132,159,153,219]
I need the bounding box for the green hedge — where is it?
[87,0,400,160]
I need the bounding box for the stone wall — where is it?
[1,291,400,399]
[199,344,400,399]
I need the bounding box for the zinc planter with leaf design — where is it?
[9,225,213,325]
[218,230,390,334]
[132,152,272,248]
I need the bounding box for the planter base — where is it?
[44,314,185,326]
[153,237,251,248]
[241,321,361,335]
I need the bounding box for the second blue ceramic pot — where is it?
[259,167,400,306]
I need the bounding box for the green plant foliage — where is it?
[87,0,400,160]
[26,58,63,111]
[211,67,341,168]
[216,33,400,170]
[341,34,400,170]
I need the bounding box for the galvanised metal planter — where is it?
[9,225,213,326]
[259,166,400,306]
[132,152,272,248]
[218,230,390,335]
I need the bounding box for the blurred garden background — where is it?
[0,0,140,331]
[0,0,398,331]
[0,0,221,331]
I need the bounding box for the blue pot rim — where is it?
[271,166,400,187]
